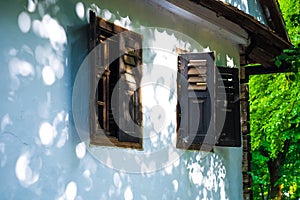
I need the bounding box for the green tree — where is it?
[249,0,300,199]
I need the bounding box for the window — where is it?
[176,52,241,150]
[89,11,143,149]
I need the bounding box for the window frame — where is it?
[176,52,241,150]
[89,11,143,149]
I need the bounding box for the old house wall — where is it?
[0,0,245,199]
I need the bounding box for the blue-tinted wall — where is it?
[0,0,245,199]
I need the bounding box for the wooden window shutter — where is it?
[216,67,241,147]
[176,52,241,150]
[89,11,142,147]
[116,31,143,143]
[177,52,216,150]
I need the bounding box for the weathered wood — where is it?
[259,0,289,41]
[89,11,143,148]
[167,0,292,69]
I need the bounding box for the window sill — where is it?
[90,134,143,150]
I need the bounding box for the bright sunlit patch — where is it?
[9,58,35,77]
[15,151,40,187]
[51,56,64,79]
[56,127,68,148]
[39,122,55,146]
[9,58,35,91]
[188,162,204,185]
[18,12,31,33]
[164,163,173,174]
[43,15,67,47]
[35,44,65,80]
[122,16,132,28]
[9,48,18,56]
[65,181,77,200]
[226,55,236,68]
[103,9,112,20]
[149,131,158,147]
[75,142,86,159]
[75,2,85,20]
[27,0,36,12]
[113,172,122,190]
[1,114,13,132]
[172,179,179,192]
[32,15,67,49]
[124,186,133,200]
[83,170,92,191]
[0,143,7,167]
[42,66,56,85]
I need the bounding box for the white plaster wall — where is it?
[0,0,243,199]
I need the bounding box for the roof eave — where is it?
[167,0,292,70]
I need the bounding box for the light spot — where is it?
[27,0,36,12]
[9,58,35,91]
[149,131,158,148]
[113,172,122,189]
[164,164,173,175]
[172,180,178,192]
[83,170,92,191]
[18,12,31,33]
[35,45,65,80]
[9,58,35,77]
[76,142,86,159]
[124,186,133,200]
[1,114,13,132]
[56,127,68,148]
[0,143,7,167]
[42,66,55,85]
[15,151,40,187]
[51,56,64,79]
[103,9,112,20]
[65,181,77,200]
[39,122,55,146]
[32,15,67,49]
[226,55,236,68]
[119,16,131,28]
[75,2,85,20]
[53,110,65,128]
[203,46,211,52]
[9,48,18,56]
[188,162,204,185]
[42,15,66,47]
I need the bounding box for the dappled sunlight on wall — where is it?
[187,153,227,199]
[0,0,242,199]
[15,150,41,187]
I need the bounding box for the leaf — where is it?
[275,59,282,67]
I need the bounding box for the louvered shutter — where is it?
[177,52,241,150]
[117,31,142,143]
[177,52,216,149]
[216,67,241,147]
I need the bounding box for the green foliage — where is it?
[250,1,300,198]
[278,0,300,45]
[250,71,300,199]
[274,46,300,73]
[250,72,300,157]
[249,151,270,198]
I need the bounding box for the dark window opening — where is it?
[89,11,143,149]
[176,52,241,150]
